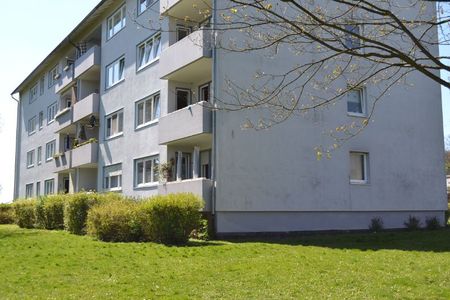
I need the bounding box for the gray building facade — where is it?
[12,0,447,234]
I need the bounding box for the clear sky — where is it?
[0,1,449,203]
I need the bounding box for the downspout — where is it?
[11,94,21,201]
[211,0,218,229]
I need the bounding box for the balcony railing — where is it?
[73,93,100,123]
[54,151,72,173]
[54,108,73,133]
[159,101,212,145]
[74,46,101,79]
[55,69,75,94]
[159,28,212,82]
[72,142,98,168]
[160,0,212,22]
[159,178,213,211]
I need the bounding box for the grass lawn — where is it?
[0,225,449,299]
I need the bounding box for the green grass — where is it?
[1,225,449,299]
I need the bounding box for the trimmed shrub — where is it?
[35,195,66,230]
[404,215,421,230]
[13,199,37,229]
[86,200,143,242]
[425,217,441,230]
[142,193,204,245]
[64,193,100,235]
[190,219,210,241]
[0,203,15,224]
[368,217,384,232]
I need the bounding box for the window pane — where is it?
[153,36,161,58]
[137,162,144,184]
[144,160,152,183]
[145,42,152,63]
[153,158,159,182]
[350,153,366,181]
[138,46,145,68]
[177,90,189,110]
[118,112,123,132]
[145,100,152,122]
[110,176,119,188]
[153,95,160,119]
[347,89,363,114]
[137,102,144,125]
[119,59,125,80]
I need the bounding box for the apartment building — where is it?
[12,0,447,234]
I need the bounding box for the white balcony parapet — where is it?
[72,142,98,168]
[74,46,101,79]
[55,68,75,94]
[159,178,213,211]
[73,93,100,123]
[160,0,212,22]
[54,151,72,173]
[159,28,212,81]
[159,102,212,145]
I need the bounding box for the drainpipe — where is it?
[11,94,21,201]
[211,0,218,223]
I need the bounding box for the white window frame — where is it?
[350,152,369,184]
[105,110,124,139]
[37,146,42,165]
[25,184,33,198]
[347,87,366,117]
[134,155,159,188]
[28,116,37,135]
[176,88,192,110]
[44,179,55,195]
[106,56,125,89]
[176,25,192,42]
[107,5,126,40]
[47,102,58,124]
[137,33,161,70]
[104,163,123,191]
[45,140,56,162]
[29,83,38,104]
[26,150,35,168]
[137,0,154,15]
[48,65,59,88]
[36,181,41,197]
[135,93,160,128]
[38,111,44,130]
[199,82,211,102]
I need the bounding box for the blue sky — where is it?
[0,1,448,202]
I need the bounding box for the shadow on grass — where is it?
[221,228,450,252]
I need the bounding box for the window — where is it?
[347,87,366,116]
[60,95,72,110]
[199,83,211,102]
[45,140,56,161]
[176,88,191,110]
[37,146,42,165]
[28,116,37,135]
[136,93,160,127]
[48,65,59,88]
[104,163,122,191]
[44,179,55,195]
[105,110,124,138]
[200,150,211,179]
[25,184,33,198]
[107,5,126,39]
[137,33,161,69]
[38,111,44,129]
[138,0,154,14]
[350,152,369,184]
[106,57,125,88]
[135,155,159,187]
[176,25,191,42]
[29,84,38,103]
[344,24,362,49]
[47,102,58,124]
[26,150,35,168]
[39,77,45,95]
[175,152,192,180]
[36,182,41,197]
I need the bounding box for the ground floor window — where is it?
[25,183,33,198]
[350,152,369,184]
[44,179,55,195]
[135,155,159,187]
[104,163,122,191]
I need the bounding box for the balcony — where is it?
[55,70,75,94]
[159,102,212,146]
[159,28,212,82]
[54,108,74,134]
[74,46,101,80]
[73,93,100,123]
[72,142,98,168]
[54,151,72,173]
[160,0,212,22]
[159,178,213,211]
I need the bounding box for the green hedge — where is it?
[13,199,37,229]
[86,200,144,242]
[35,195,66,230]
[141,193,203,245]
[0,203,15,224]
